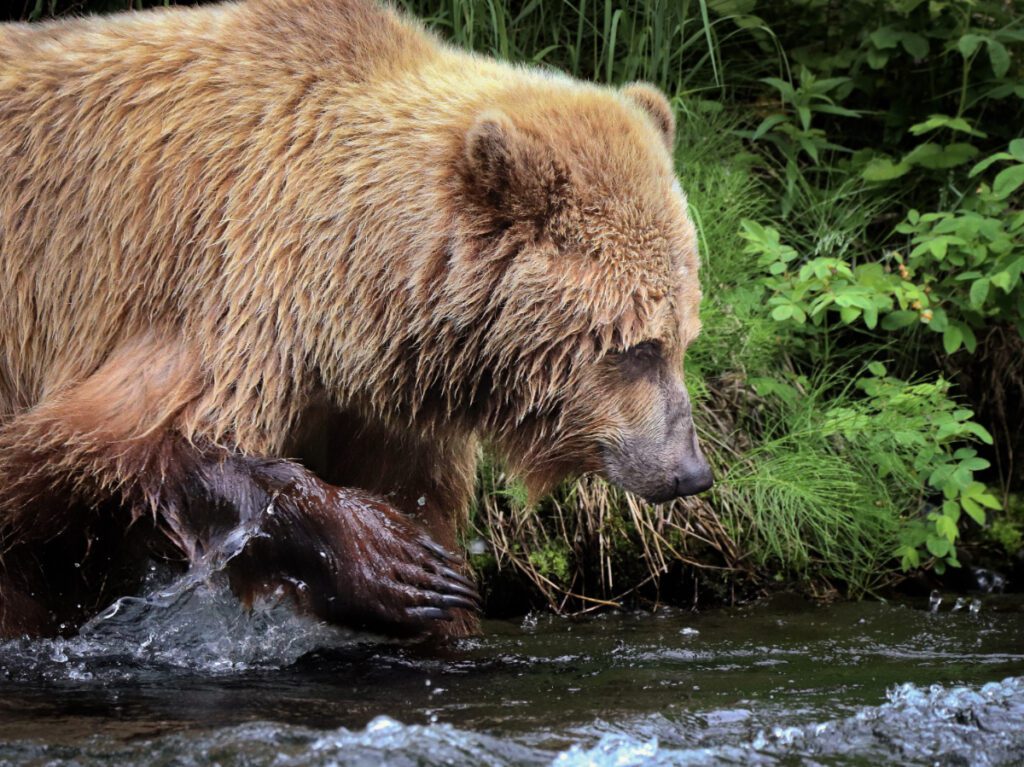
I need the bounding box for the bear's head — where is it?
[452,81,712,504]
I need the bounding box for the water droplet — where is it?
[366,716,400,733]
[417,496,426,507]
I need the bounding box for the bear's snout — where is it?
[670,448,714,499]
[601,410,714,504]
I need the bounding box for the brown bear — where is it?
[0,0,712,640]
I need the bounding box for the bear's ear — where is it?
[463,112,569,223]
[622,83,676,150]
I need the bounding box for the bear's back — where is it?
[0,0,441,414]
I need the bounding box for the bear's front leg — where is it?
[157,448,481,636]
[0,334,478,638]
[291,406,483,637]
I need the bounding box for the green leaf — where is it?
[798,137,820,163]
[771,304,794,321]
[813,104,863,118]
[988,39,1010,78]
[943,324,963,354]
[977,493,1003,510]
[760,77,795,101]
[870,25,902,49]
[993,165,1024,200]
[839,305,862,324]
[910,114,986,138]
[970,152,1014,177]
[964,483,1004,510]
[866,47,889,69]
[961,497,986,526]
[901,32,929,58]
[862,304,879,329]
[1011,139,1024,162]
[961,324,978,354]
[752,114,788,140]
[935,515,958,542]
[862,157,910,181]
[867,361,887,376]
[926,536,951,557]
[963,422,994,445]
[812,76,852,93]
[958,33,985,58]
[929,237,948,260]
[969,278,990,309]
[904,142,979,169]
[881,310,919,329]
[796,105,812,132]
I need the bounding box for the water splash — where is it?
[553,676,1024,767]
[0,518,354,680]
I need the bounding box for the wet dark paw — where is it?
[228,482,480,637]
[390,538,481,627]
[332,491,481,635]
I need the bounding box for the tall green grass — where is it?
[398,0,738,94]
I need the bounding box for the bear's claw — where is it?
[391,558,481,628]
[405,606,451,622]
[417,536,464,565]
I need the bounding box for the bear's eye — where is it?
[611,340,664,378]
[623,339,663,360]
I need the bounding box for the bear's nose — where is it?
[672,461,714,497]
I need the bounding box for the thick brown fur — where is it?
[0,0,706,638]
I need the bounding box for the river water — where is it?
[0,569,1022,766]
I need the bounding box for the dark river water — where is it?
[0,569,1022,766]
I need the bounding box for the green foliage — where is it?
[716,374,903,593]
[720,446,897,592]
[742,144,1024,355]
[718,364,997,584]
[846,371,999,572]
[984,494,1024,555]
[527,543,572,584]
